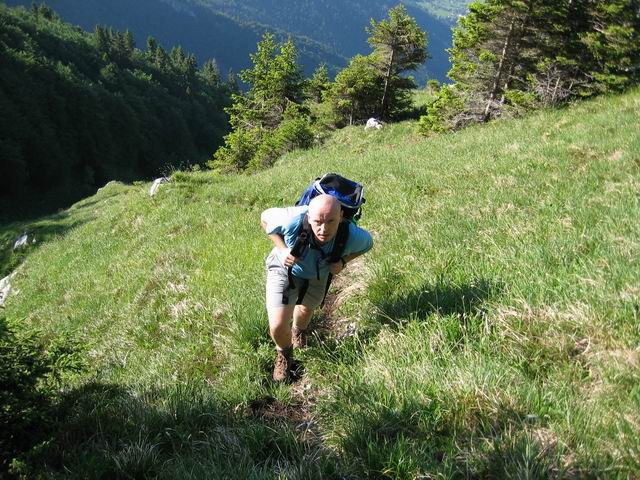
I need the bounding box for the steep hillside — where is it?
[4,0,467,81]
[192,0,461,80]
[2,90,639,477]
[0,4,231,219]
[4,0,347,77]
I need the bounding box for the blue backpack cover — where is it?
[296,173,365,221]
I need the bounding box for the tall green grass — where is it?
[2,89,639,478]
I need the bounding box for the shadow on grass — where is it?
[0,209,91,279]
[7,378,331,479]
[333,396,564,479]
[373,278,503,327]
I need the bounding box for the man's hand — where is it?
[329,259,345,275]
[279,248,299,268]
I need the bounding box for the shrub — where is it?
[0,319,83,475]
[417,84,464,135]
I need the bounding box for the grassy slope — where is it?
[2,89,639,478]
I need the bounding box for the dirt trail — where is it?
[245,257,368,440]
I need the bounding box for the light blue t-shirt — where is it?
[265,206,373,280]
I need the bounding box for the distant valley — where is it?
[4,0,473,82]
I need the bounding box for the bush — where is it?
[208,127,260,173]
[0,318,82,475]
[249,105,314,171]
[417,84,464,135]
[426,79,440,93]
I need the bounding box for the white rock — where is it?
[149,177,170,197]
[0,274,12,306]
[13,233,28,250]
[365,118,383,130]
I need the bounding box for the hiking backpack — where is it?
[295,173,365,222]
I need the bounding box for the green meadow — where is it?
[2,89,639,478]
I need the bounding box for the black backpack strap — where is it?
[295,279,310,305]
[329,221,350,262]
[283,215,312,305]
[321,221,350,307]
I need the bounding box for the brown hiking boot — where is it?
[292,326,308,349]
[272,346,293,382]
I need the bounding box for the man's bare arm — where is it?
[329,250,366,275]
[262,210,298,267]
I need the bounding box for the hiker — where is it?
[261,194,373,381]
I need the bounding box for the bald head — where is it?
[308,194,343,244]
[309,194,341,216]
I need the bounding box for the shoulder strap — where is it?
[320,223,350,308]
[290,214,312,257]
[285,214,312,303]
[329,221,350,262]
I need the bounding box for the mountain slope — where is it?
[4,0,347,77]
[0,4,231,219]
[4,0,468,81]
[2,89,639,477]
[192,0,460,79]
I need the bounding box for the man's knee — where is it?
[294,304,314,320]
[268,306,294,328]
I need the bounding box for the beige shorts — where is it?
[265,249,328,309]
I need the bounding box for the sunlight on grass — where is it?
[2,89,639,478]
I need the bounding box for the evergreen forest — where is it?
[0,3,232,217]
[4,0,465,82]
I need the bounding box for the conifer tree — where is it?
[419,0,640,134]
[367,4,428,119]
[210,33,310,172]
[227,68,239,93]
[447,0,542,122]
[95,25,109,54]
[124,30,135,56]
[581,0,640,92]
[201,59,220,86]
[327,55,383,125]
[306,63,330,102]
[146,36,158,57]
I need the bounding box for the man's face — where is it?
[308,202,342,244]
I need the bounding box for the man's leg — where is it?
[293,305,314,331]
[267,305,295,350]
[292,304,314,349]
[267,304,295,382]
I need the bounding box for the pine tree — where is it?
[210,33,310,172]
[145,36,158,63]
[326,54,383,126]
[201,59,220,87]
[307,63,330,102]
[123,29,135,56]
[95,25,109,54]
[421,0,640,135]
[367,4,428,119]
[227,68,239,93]
[581,0,640,92]
[447,0,540,122]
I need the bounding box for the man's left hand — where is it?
[329,260,345,275]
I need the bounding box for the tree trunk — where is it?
[379,47,396,120]
[483,15,516,121]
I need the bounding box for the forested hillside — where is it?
[192,0,462,80]
[0,4,231,218]
[4,0,470,81]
